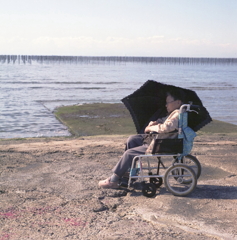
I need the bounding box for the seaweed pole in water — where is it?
[0,55,237,65]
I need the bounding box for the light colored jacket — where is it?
[149,109,179,133]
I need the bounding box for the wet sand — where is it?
[0,131,237,239]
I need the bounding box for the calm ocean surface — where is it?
[0,58,237,139]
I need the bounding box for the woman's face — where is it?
[166,95,182,113]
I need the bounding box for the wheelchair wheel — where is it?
[183,155,201,179]
[142,183,156,198]
[149,177,163,188]
[175,155,201,183]
[164,164,197,196]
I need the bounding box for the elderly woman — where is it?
[98,89,184,189]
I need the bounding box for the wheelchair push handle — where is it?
[179,103,200,114]
[190,104,200,110]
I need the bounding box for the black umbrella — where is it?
[121,80,212,133]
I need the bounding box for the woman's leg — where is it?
[112,144,147,178]
[125,134,146,150]
[98,134,147,189]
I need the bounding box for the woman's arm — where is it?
[144,110,179,133]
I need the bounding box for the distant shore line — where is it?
[1,55,237,65]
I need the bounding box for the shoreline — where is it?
[1,102,237,142]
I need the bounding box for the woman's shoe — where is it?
[98,178,119,189]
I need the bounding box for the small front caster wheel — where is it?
[150,177,163,188]
[142,183,156,198]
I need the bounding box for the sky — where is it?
[0,0,237,58]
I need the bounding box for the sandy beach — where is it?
[0,130,237,239]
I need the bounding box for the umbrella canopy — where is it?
[121,80,212,133]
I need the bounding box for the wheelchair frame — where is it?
[126,104,201,198]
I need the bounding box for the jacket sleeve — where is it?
[149,110,179,133]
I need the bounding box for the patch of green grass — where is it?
[54,103,136,136]
[54,103,237,136]
[198,119,237,135]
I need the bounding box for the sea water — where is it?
[0,60,236,139]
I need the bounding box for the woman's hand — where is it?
[144,121,158,133]
[148,121,157,126]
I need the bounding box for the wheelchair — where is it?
[124,104,201,198]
